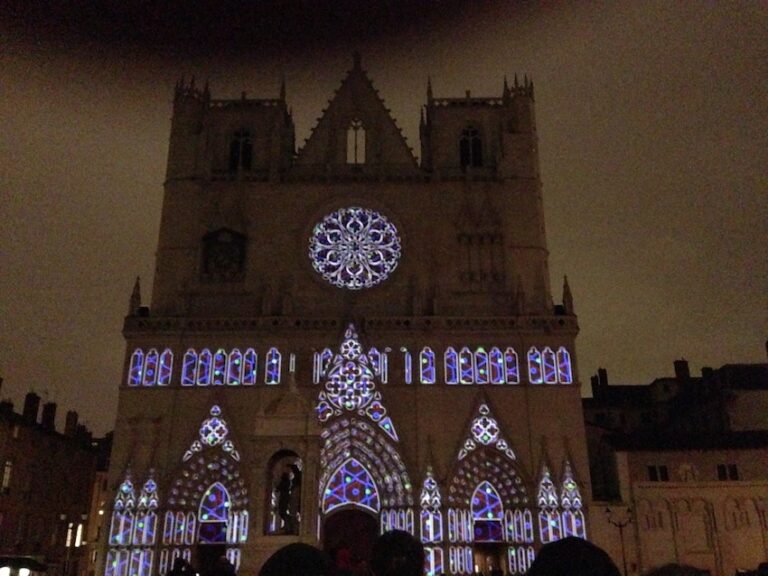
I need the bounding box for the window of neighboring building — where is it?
[1,461,11,493]
[647,465,668,482]
[460,127,483,168]
[12,425,19,439]
[717,464,739,481]
[346,119,366,165]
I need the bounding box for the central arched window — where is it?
[471,481,504,542]
[460,127,483,168]
[228,130,252,172]
[198,482,230,544]
[347,119,366,165]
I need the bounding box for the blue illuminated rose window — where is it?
[309,207,401,290]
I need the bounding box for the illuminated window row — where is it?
[128,349,173,387]
[404,346,573,385]
[181,348,282,386]
[313,346,389,384]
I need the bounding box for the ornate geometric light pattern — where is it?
[471,481,504,520]
[560,461,586,538]
[471,413,500,446]
[183,405,241,462]
[460,404,515,461]
[537,466,562,544]
[322,458,380,513]
[198,482,230,543]
[309,206,401,290]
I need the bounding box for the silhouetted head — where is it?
[259,543,334,576]
[644,565,708,576]
[371,530,424,576]
[527,537,620,576]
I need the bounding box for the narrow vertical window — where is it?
[227,349,243,385]
[142,349,159,387]
[346,119,366,165]
[505,348,520,384]
[542,347,558,384]
[212,349,227,385]
[445,348,459,384]
[527,347,543,384]
[459,347,474,384]
[489,347,505,384]
[474,347,489,384]
[243,349,257,385]
[158,349,173,386]
[557,347,573,384]
[229,131,252,172]
[459,127,483,168]
[265,348,281,384]
[128,349,144,387]
[420,347,436,384]
[197,349,212,386]
[1,461,12,492]
[182,349,197,387]
[402,348,412,384]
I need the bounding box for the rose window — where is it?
[309,207,401,290]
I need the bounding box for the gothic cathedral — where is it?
[102,55,589,576]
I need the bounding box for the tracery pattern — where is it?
[309,207,402,290]
[322,458,380,513]
[420,466,444,576]
[445,346,520,385]
[106,472,155,576]
[127,348,173,387]
[537,466,562,544]
[183,405,241,462]
[180,347,277,386]
[459,404,516,461]
[560,461,586,538]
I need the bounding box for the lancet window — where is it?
[560,462,586,538]
[106,473,156,576]
[419,468,444,576]
[322,458,380,514]
[228,130,252,172]
[528,347,573,385]
[444,346,520,385]
[346,119,366,165]
[127,348,174,387]
[180,347,279,386]
[537,466,562,544]
[420,347,436,384]
[313,348,334,384]
[459,126,483,169]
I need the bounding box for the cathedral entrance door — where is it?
[473,543,506,574]
[195,544,226,576]
[322,509,378,570]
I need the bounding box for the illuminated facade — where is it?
[102,55,591,575]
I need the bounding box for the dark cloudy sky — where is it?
[1,1,766,434]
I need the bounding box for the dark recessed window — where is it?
[648,465,669,482]
[202,228,247,282]
[229,130,253,172]
[460,127,483,169]
[718,464,739,481]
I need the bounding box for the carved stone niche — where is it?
[201,227,247,282]
[253,374,321,439]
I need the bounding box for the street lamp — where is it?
[605,507,632,576]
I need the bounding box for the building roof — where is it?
[610,429,768,452]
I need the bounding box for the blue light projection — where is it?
[420,347,436,384]
[158,350,173,386]
[527,348,543,384]
[445,347,459,384]
[129,350,144,387]
[265,347,281,384]
[227,348,243,385]
[198,482,230,543]
[560,461,586,538]
[505,348,520,384]
[182,349,197,386]
[309,207,402,290]
[475,348,489,384]
[459,347,474,384]
[143,349,159,387]
[213,349,227,385]
[197,349,212,386]
[471,481,503,520]
[322,458,380,513]
[489,347,505,384]
[542,347,558,384]
[537,466,561,544]
[557,347,573,384]
[243,349,257,385]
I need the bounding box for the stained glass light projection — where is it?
[127,348,173,387]
[198,483,230,543]
[560,461,586,538]
[309,207,402,290]
[183,405,240,462]
[419,469,444,576]
[458,403,516,461]
[537,466,562,544]
[107,473,156,576]
[316,325,399,442]
[472,481,504,542]
[322,458,380,514]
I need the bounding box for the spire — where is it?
[279,74,286,101]
[427,76,433,103]
[352,51,362,70]
[128,276,141,316]
[562,275,574,314]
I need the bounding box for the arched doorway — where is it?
[323,509,379,570]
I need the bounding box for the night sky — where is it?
[1,1,766,435]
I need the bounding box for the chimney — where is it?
[41,402,57,431]
[674,359,690,381]
[23,392,41,424]
[598,367,608,387]
[0,400,13,415]
[701,366,714,380]
[65,410,79,437]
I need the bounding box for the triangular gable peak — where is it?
[316,323,399,442]
[183,404,241,462]
[294,54,419,177]
[457,398,516,461]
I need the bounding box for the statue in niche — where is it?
[270,454,302,535]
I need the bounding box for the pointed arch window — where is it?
[459,347,474,384]
[459,127,483,169]
[505,348,520,384]
[557,347,573,384]
[228,130,252,172]
[527,347,543,384]
[182,349,197,387]
[227,349,243,385]
[212,349,227,385]
[243,349,257,385]
[265,347,281,384]
[445,347,459,384]
[420,347,436,384]
[197,349,212,386]
[158,349,173,386]
[472,481,504,542]
[109,476,136,546]
[143,349,159,387]
[542,347,558,384]
[537,468,561,544]
[198,482,230,543]
[420,468,443,544]
[266,451,302,535]
[128,349,144,387]
[322,458,380,514]
[474,347,490,384]
[489,347,505,384]
[560,463,586,538]
[346,119,366,165]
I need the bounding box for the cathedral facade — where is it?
[101,56,590,576]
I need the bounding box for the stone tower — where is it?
[102,57,589,576]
